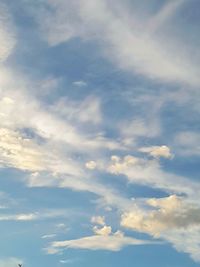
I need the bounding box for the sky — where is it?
[0,0,200,266]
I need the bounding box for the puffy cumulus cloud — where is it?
[91,215,105,226]
[47,233,154,253]
[121,195,200,236]
[0,4,16,62]
[139,145,173,159]
[108,155,139,174]
[121,195,200,261]
[36,0,200,86]
[85,161,97,170]
[93,225,112,236]
[0,258,23,267]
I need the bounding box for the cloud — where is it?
[121,195,200,261]
[108,155,139,174]
[0,3,16,61]
[0,71,129,210]
[0,128,46,171]
[107,155,200,198]
[162,226,200,262]
[42,234,57,239]
[73,80,87,87]
[121,195,200,236]
[47,232,154,253]
[174,131,200,156]
[91,215,105,226]
[53,96,102,125]
[148,0,185,32]
[59,259,77,264]
[37,0,200,86]
[93,225,112,236]
[85,161,97,170]
[139,145,173,159]
[0,209,73,221]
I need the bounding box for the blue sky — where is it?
[0,0,200,266]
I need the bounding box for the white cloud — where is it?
[93,225,112,236]
[120,117,161,147]
[53,96,102,125]
[121,195,200,236]
[47,233,154,253]
[73,80,87,87]
[0,209,73,222]
[174,131,200,156]
[42,234,56,239]
[121,195,200,261]
[91,215,105,226]
[148,0,185,32]
[0,128,46,171]
[0,3,16,61]
[60,259,76,264]
[139,145,173,159]
[85,161,97,170]
[162,226,200,262]
[107,155,200,198]
[38,0,200,86]
[108,155,139,174]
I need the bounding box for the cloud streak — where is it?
[36,0,200,86]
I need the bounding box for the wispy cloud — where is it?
[36,0,200,86]
[0,3,16,62]
[148,0,186,32]
[47,232,155,253]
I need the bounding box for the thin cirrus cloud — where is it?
[37,0,200,86]
[0,3,16,62]
[0,209,75,221]
[47,232,156,253]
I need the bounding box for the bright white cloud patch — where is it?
[139,145,173,159]
[0,128,45,171]
[93,225,112,236]
[85,161,97,170]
